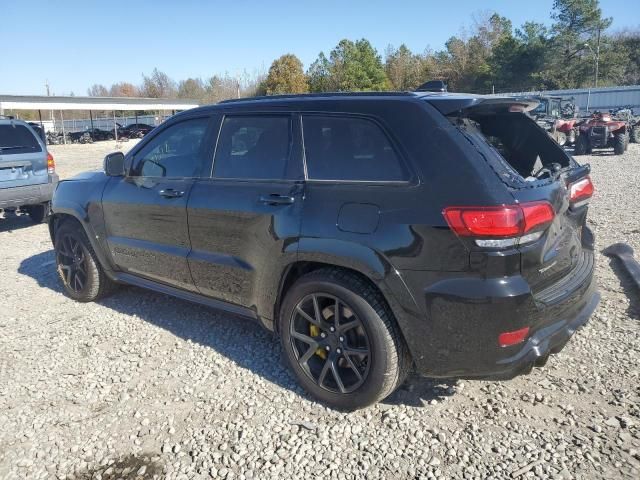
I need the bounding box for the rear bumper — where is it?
[0,175,58,209]
[399,249,598,379]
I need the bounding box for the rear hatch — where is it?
[428,95,593,295]
[0,121,49,189]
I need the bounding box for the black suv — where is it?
[49,93,599,410]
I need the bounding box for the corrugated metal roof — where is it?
[0,95,200,111]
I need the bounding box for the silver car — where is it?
[0,117,58,222]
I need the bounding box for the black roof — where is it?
[179,91,538,117]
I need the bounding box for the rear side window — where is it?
[213,116,293,180]
[302,115,408,182]
[0,124,42,155]
[132,118,209,178]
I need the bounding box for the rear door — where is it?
[101,115,214,290]
[187,113,304,309]
[0,122,48,189]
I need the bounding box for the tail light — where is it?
[498,327,530,347]
[47,152,55,174]
[443,201,555,248]
[568,176,593,208]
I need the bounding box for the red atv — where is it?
[529,96,579,146]
[574,111,629,155]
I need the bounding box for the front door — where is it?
[187,113,304,310]
[101,116,213,290]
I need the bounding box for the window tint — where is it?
[132,118,208,178]
[213,116,292,180]
[0,124,42,155]
[303,115,408,181]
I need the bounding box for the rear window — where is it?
[0,124,42,155]
[302,115,409,182]
[455,113,570,179]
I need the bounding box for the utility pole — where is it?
[594,25,600,88]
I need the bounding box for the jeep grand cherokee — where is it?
[49,92,599,410]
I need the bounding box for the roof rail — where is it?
[219,91,413,104]
[0,114,16,120]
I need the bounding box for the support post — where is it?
[38,110,44,130]
[113,110,118,141]
[60,110,66,144]
[89,110,94,132]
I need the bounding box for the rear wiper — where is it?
[0,145,33,151]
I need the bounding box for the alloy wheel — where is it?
[289,293,371,394]
[56,234,88,293]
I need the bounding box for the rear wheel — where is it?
[631,126,640,144]
[54,220,117,302]
[279,269,410,410]
[25,203,49,224]
[613,133,626,155]
[574,134,589,155]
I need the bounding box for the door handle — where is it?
[159,189,184,198]
[259,194,295,205]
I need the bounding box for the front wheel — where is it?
[54,220,117,302]
[631,126,640,144]
[613,133,626,155]
[279,269,410,410]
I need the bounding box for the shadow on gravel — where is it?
[0,214,38,233]
[67,453,163,479]
[383,374,457,407]
[19,250,457,407]
[605,257,640,319]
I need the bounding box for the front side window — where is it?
[213,115,292,180]
[302,115,408,182]
[132,118,209,178]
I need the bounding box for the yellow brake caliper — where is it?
[309,324,327,359]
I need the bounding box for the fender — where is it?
[278,237,425,356]
[50,175,118,280]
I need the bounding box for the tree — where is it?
[385,44,424,91]
[307,52,332,92]
[545,0,613,88]
[140,68,177,98]
[330,39,390,91]
[109,82,138,97]
[264,54,308,95]
[177,78,206,99]
[87,84,108,96]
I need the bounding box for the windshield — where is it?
[531,101,548,114]
[0,124,42,155]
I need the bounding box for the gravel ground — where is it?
[0,141,638,480]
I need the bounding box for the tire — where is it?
[631,126,640,144]
[54,220,117,302]
[556,132,567,146]
[279,268,411,410]
[613,133,626,155]
[574,134,589,155]
[624,132,629,151]
[567,129,576,145]
[25,203,49,224]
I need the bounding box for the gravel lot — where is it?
[0,141,638,480]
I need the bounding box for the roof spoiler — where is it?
[424,95,540,116]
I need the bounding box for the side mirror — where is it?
[104,152,125,177]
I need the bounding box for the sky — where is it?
[1,0,638,96]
